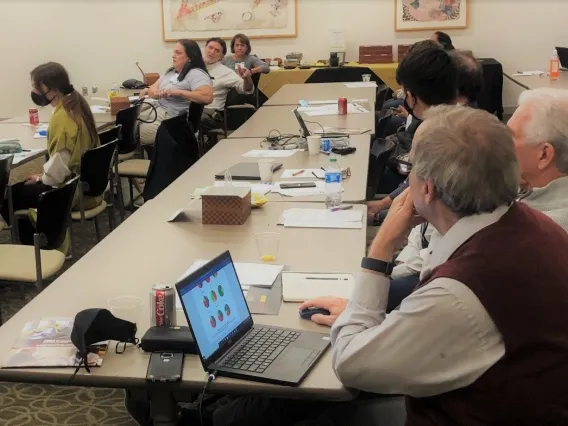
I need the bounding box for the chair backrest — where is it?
[375,85,392,111]
[98,125,122,145]
[367,138,395,201]
[188,102,205,133]
[115,104,142,154]
[143,114,200,201]
[305,67,382,84]
[80,141,117,197]
[36,175,80,250]
[375,113,394,140]
[224,88,257,131]
[0,155,13,211]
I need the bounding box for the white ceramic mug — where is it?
[307,136,321,156]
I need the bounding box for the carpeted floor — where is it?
[1,157,139,426]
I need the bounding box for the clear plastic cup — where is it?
[254,232,280,262]
[258,159,275,182]
[362,74,372,82]
[107,296,143,324]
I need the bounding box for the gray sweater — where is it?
[221,55,270,74]
[521,175,568,232]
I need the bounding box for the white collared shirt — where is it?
[207,62,254,111]
[331,206,509,397]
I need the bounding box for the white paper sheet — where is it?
[242,149,299,158]
[282,272,355,302]
[90,105,110,114]
[175,260,284,309]
[283,208,362,229]
[12,149,45,165]
[313,127,370,135]
[344,82,378,88]
[213,181,273,195]
[512,70,546,76]
[280,169,325,179]
[297,103,369,116]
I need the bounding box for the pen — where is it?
[292,169,305,176]
[320,167,326,172]
[331,205,353,212]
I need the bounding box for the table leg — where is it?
[150,391,178,426]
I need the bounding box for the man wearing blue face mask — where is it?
[368,42,458,221]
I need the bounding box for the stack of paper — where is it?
[344,82,378,88]
[296,103,369,117]
[282,208,362,229]
[282,272,355,302]
[280,169,325,179]
[175,260,284,310]
[90,105,110,114]
[242,149,299,158]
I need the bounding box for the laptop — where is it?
[294,108,349,139]
[555,47,568,70]
[215,162,283,180]
[175,251,330,386]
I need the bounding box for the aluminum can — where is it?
[338,97,347,115]
[150,284,176,327]
[29,108,39,125]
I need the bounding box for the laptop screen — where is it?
[294,108,311,138]
[177,252,252,362]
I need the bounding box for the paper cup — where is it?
[307,136,321,156]
[258,159,274,182]
[362,74,372,82]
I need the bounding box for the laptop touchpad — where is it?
[280,347,313,363]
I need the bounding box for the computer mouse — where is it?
[299,307,331,320]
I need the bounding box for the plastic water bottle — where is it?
[549,49,560,81]
[325,155,342,208]
[108,82,120,100]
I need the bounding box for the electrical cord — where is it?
[134,99,158,124]
[261,129,301,149]
[303,118,326,137]
[199,370,217,426]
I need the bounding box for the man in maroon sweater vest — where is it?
[331,106,568,425]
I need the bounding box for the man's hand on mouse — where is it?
[299,296,348,327]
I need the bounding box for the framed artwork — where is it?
[162,0,298,41]
[395,0,469,32]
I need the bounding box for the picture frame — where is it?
[162,0,298,41]
[395,0,469,32]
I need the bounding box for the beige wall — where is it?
[1,0,567,118]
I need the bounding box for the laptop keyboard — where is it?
[220,327,300,373]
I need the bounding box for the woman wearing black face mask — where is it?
[0,62,100,246]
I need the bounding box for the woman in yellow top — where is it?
[1,62,99,244]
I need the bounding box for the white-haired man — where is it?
[330,106,568,425]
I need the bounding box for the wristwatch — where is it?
[361,257,394,276]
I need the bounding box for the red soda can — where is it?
[150,284,176,327]
[29,108,39,125]
[338,97,347,115]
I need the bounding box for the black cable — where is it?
[199,370,217,426]
[134,99,158,124]
[262,129,301,149]
[303,119,326,138]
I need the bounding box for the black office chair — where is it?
[367,138,395,201]
[0,175,79,290]
[143,113,201,201]
[98,125,125,221]
[188,102,205,135]
[72,141,118,242]
[115,104,143,159]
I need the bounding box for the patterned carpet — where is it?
[1,157,139,426]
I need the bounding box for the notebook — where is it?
[282,272,355,302]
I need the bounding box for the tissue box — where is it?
[202,187,251,225]
[110,97,131,115]
[144,73,160,86]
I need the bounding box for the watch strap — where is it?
[361,257,394,276]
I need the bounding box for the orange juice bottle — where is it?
[550,49,560,81]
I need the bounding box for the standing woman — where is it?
[138,39,213,147]
[0,62,100,244]
[222,33,270,75]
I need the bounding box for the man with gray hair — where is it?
[331,106,568,425]
[508,87,568,230]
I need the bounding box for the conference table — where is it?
[0,82,373,425]
[504,70,568,90]
[229,105,375,139]
[180,136,369,204]
[0,123,48,168]
[264,83,377,106]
